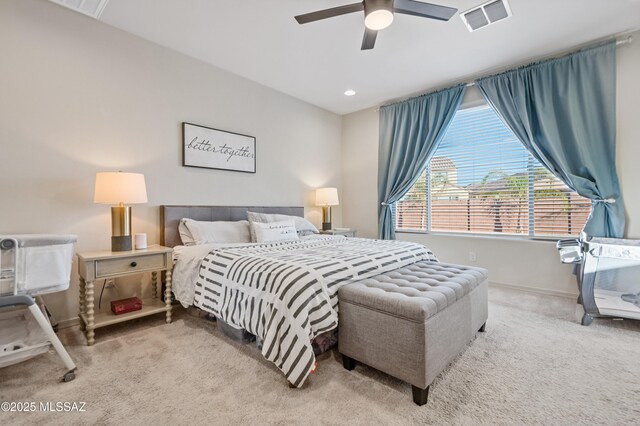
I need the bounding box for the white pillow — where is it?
[253,219,299,243]
[178,219,196,246]
[247,211,318,242]
[182,219,251,245]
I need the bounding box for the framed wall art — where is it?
[183,122,256,173]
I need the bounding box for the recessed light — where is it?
[344,90,356,96]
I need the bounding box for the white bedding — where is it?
[171,234,342,307]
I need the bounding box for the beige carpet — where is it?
[1,287,640,425]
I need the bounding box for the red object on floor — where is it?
[111,297,143,315]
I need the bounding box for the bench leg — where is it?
[412,385,429,406]
[479,322,486,332]
[342,354,356,371]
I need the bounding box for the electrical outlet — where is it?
[469,252,477,262]
[105,279,115,288]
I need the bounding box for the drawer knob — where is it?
[130,261,138,267]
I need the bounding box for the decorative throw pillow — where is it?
[178,219,196,246]
[247,211,318,242]
[252,219,299,243]
[182,219,251,245]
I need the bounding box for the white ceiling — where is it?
[97,0,640,115]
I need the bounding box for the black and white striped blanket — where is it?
[193,237,436,387]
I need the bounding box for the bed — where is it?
[161,205,437,387]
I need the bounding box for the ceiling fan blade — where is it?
[361,28,378,50]
[295,3,364,24]
[393,0,457,21]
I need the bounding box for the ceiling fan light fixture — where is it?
[365,9,394,30]
[364,0,394,30]
[295,0,458,51]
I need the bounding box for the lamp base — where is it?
[321,206,333,231]
[111,236,132,252]
[111,205,132,252]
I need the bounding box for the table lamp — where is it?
[316,187,339,231]
[94,172,148,252]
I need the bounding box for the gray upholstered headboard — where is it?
[160,205,305,248]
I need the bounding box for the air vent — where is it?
[460,0,512,32]
[49,0,109,19]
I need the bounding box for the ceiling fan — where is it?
[295,0,458,50]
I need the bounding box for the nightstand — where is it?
[319,228,356,238]
[76,245,173,346]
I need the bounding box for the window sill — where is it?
[395,229,568,243]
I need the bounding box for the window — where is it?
[395,106,592,237]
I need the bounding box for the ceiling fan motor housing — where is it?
[364,0,394,13]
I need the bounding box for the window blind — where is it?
[395,106,592,237]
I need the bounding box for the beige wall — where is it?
[616,34,640,238]
[342,108,380,239]
[2,0,637,322]
[341,33,640,297]
[0,0,342,322]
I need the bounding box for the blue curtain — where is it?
[378,85,466,239]
[476,41,624,238]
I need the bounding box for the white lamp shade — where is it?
[316,187,339,206]
[94,172,148,205]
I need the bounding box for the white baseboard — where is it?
[490,280,579,299]
[51,283,577,327]
[56,317,80,329]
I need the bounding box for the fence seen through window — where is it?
[395,106,591,237]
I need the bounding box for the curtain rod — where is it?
[375,35,633,110]
[463,36,633,88]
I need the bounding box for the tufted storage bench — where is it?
[338,261,488,406]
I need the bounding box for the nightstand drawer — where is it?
[95,253,166,277]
